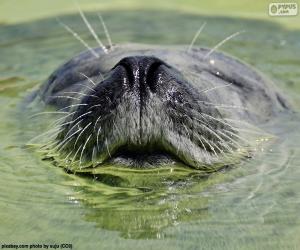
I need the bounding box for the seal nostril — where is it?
[146,61,163,92]
[118,60,135,86]
[115,56,166,94]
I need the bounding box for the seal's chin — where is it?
[89,132,243,171]
[106,146,180,168]
[51,55,248,172]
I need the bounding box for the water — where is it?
[0,9,300,250]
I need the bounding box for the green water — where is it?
[1,8,300,250]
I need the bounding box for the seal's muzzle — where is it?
[55,55,241,170]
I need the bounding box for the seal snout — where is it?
[53,54,243,170]
[35,44,288,172]
[115,56,166,95]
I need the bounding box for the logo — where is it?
[269,3,298,16]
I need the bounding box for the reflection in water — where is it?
[62,168,212,239]
[0,9,299,249]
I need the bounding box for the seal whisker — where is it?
[199,112,250,145]
[57,18,100,58]
[216,129,243,149]
[180,116,222,156]
[200,135,218,156]
[56,128,82,152]
[92,146,97,165]
[93,115,102,131]
[96,125,102,150]
[29,129,61,146]
[71,144,83,164]
[192,114,211,127]
[194,133,210,160]
[105,138,111,158]
[200,83,233,94]
[79,134,92,166]
[204,30,245,59]
[41,138,60,149]
[221,128,250,145]
[27,127,62,144]
[64,119,83,138]
[62,91,99,99]
[58,103,88,112]
[113,119,122,138]
[75,83,97,93]
[235,128,268,136]
[88,104,102,110]
[209,139,226,155]
[50,111,77,127]
[199,113,248,143]
[183,124,191,139]
[200,112,237,131]
[197,100,248,110]
[51,138,69,151]
[187,22,206,53]
[79,72,97,86]
[74,122,92,147]
[50,95,81,101]
[98,72,105,81]
[62,111,92,126]
[97,14,113,50]
[76,4,108,54]
[89,95,113,110]
[194,117,234,152]
[64,149,74,163]
[223,118,266,134]
[223,118,259,127]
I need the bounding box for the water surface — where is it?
[0,10,300,250]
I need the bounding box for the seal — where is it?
[34,43,289,172]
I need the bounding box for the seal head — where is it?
[37,44,289,171]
